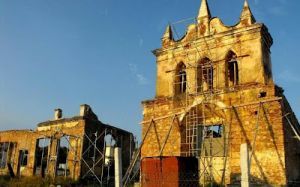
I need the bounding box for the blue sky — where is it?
[0,0,299,140]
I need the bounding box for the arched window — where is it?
[226,51,239,87]
[175,63,187,94]
[197,58,213,92]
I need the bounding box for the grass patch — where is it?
[0,176,79,187]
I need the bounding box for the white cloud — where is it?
[139,38,144,47]
[136,74,148,85]
[129,63,137,73]
[129,63,148,85]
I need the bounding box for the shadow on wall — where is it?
[230,173,273,187]
[232,105,285,186]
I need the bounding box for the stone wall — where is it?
[141,84,292,185]
[0,106,135,182]
[141,1,299,186]
[0,130,38,177]
[36,118,86,180]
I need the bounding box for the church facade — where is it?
[141,0,300,186]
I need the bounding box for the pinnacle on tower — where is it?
[197,0,211,20]
[162,25,173,40]
[240,0,256,24]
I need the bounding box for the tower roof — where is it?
[197,0,211,20]
[240,0,256,23]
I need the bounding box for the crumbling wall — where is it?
[36,118,86,180]
[0,130,38,177]
[0,105,135,184]
[82,118,135,180]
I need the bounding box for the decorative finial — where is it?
[163,25,173,40]
[240,0,256,24]
[244,0,249,7]
[197,0,211,20]
[162,25,173,47]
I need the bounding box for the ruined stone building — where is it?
[0,104,135,185]
[140,0,300,186]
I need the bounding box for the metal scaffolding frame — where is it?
[137,97,287,186]
[30,128,118,186]
[123,119,154,187]
[139,16,289,182]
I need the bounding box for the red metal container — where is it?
[141,157,198,187]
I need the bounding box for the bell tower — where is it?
[141,0,300,186]
[154,0,274,98]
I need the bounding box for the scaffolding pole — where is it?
[159,115,178,156]
[123,119,155,187]
[284,113,300,141]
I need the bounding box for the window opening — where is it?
[258,91,267,98]
[197,58,213,92]
[19,150,28,167]
[56,136,70,176]
[179,69,187,93]
[175,63,187,94]
[0,142,9,169]
[227,52,239,87]
[202,65,214,92]
[204,125,223,138]
[228,61,238,86]
[195,124,225,157]
[104,134,116,166]
[34,138,50,177]
[104,134,116,147]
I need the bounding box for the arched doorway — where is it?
[180,101,229,185]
